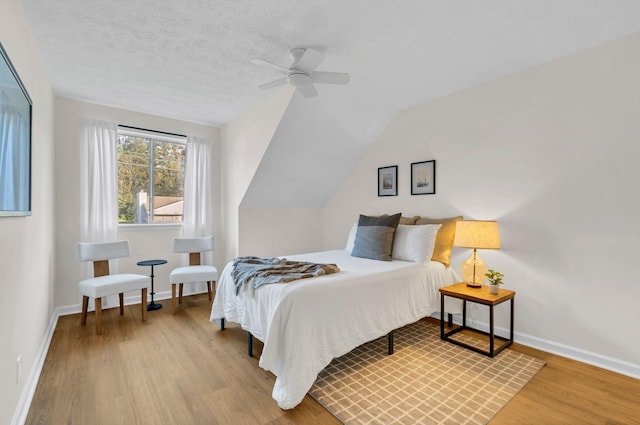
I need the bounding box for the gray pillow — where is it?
[351,213,402,261]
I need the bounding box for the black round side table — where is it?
[136,259,167,311]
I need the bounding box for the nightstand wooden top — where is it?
[439,282,515,305]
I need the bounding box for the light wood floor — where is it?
[26,293,640,425]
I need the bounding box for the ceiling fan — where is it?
[250,47,350,98]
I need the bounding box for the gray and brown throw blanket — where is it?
[232,256,340,295]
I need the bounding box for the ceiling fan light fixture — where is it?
[287,72,312,87]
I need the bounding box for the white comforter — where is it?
[210,249,460,409]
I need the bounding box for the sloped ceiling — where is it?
[24,0,640,207]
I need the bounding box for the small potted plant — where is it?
[485,269,504,294]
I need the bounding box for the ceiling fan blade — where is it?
[258,77,288,90]
[312,71,350,85]
[292,48,324,73]
[297,83,319,98]
[250,58,290,74]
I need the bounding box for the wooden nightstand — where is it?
[439,282,515,357]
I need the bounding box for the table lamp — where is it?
[453,220,501,287]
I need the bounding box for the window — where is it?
[117,127,186,224]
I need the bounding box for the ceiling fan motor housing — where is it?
[287,72,312,87]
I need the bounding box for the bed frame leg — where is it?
[220,318,225,330]
[247,331,253,357]
[448,313,453,327]
[388,331,394,355]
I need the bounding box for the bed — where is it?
[209,247,461,409]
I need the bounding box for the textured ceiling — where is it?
[24,0,640,127]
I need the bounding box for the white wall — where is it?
[239,207,324,257]
[0,1,55,423]
[54,98,222,309]
[323,32,640,372]
[220,87,294,263]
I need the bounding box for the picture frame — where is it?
[378,165,398,196]
[411,160,436,195]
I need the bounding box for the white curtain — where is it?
[183,135,213,238]
[80,120,119,244]
[0,91,29,211]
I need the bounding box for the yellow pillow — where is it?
[415,216,463,267]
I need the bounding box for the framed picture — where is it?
[378,165,398,196]
[411,160,436,195]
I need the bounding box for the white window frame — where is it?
[116,126,186,228]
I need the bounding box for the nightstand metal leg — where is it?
[462,300,467,327]
[510,298,514,343]
[489,305,495,357]
[440,292,445,339]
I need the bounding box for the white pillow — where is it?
[345,222,358,252]
[392,224,442,262]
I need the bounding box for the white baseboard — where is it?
[432,313,640,379]
[11,287,208,425]
[513,331,640,379]
[11,308,59,425]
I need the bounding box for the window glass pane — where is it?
[152,141,185,223]
[117,129,186,224]
[117,135,150,223]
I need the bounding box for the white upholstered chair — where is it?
[170,236,218,314]
[76,240,149,334]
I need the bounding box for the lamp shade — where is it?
[453,220,501,249]
[453,220,501,287]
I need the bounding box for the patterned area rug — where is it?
[309,319,545,425]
